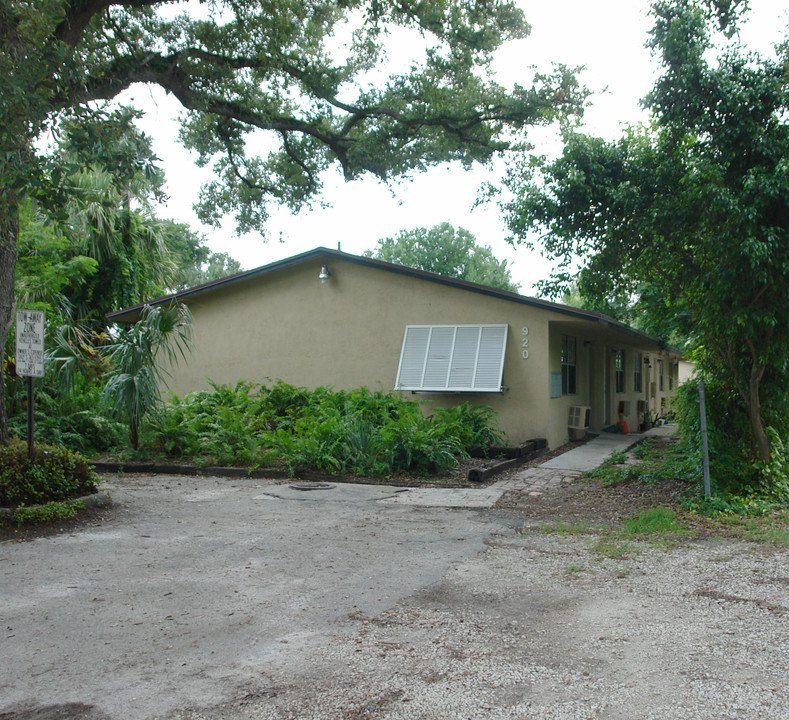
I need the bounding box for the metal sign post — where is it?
[15,310,45,459]
[697,379,712,498]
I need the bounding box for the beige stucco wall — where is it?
[542,323,679,446]
[160,256,679,449]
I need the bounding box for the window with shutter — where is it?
[395,324,508,392]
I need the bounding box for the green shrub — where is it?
[430,403,506,454]
[142,381,505,477]
[6,380,126,454]
[0,438,99,507]
[7,500,82,525]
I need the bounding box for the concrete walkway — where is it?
[383,424,677,509]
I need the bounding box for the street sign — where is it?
[16,310,45,378]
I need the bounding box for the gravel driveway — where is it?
[1,472,787,720]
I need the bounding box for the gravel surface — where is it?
[1,467,787,720]
[164,534,788,720]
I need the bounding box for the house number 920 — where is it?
[522,326,529,359]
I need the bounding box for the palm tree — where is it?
[103,303,192,449]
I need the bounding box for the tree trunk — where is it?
[747,362,771,466]
[0,189,19,444]
[130,419,139,450]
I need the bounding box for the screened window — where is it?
[561,334,577,395]
[634,352,643,393]
[395,324,508,392]
[615,350,625,393]
[658,359,664,392]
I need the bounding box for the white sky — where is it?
[123,0,787,294]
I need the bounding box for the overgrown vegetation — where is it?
[584,436,789,525]
[141,381,506,477]
[673,382,789,515]
[0,438,99,507]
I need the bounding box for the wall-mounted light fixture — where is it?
[319,265,330,283]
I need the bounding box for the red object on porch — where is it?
[616,420,629,434]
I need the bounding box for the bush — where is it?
[430,403,506,454]
[143,381,506,477]
[673,379,755,495]
[7,500,83,525]
[0,438,100,507]
[6,377,126,454]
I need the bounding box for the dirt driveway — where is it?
[1,473,787,720]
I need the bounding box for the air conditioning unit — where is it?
[568,406,591,429]
[618,401,631,416]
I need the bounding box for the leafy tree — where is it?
[505,0,789,481]
[365,222,519,291]
[0,0,585,443]
[15,200,98,324]
[56,110,175,321]
[161,220,243,292]
[558,279,693,352]
[103,303,192,450]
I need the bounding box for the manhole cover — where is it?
[289,482,335,491]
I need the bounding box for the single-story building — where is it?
[107,247,681,449]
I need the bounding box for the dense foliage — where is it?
[144,381,506,477]
[102,303,193,449]
[365,223,520,291]
[0,438,99,507]
[673,381,789,511]
[506,0,789,492]
[7,376,126,453]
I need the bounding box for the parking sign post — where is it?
[15,310,45,458]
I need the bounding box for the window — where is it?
[634,352,643,393]
[669,363,674,391]
[395,324,508,392]
[658,359,664,392]
[615,350,625,393]
[560,334,577,395]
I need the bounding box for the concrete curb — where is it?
[90,442,550,486]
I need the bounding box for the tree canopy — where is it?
[0,0,586,442]
[365,222,519,291]
[505,0,789,485]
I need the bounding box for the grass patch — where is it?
[3,500,83,526]
[588,538,636,560]
[622,507,688,538]
[534,519,599,535]
[563,563,586,578]
[704,511,789,546]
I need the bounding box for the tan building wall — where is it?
[144,252,680,449]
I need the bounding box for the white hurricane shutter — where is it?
[395,324,508,392]
[474,325,507,389]
[396,326,430,388]
[422,326,455,387]
[447,326,479,387]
